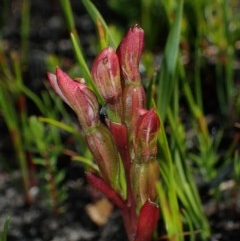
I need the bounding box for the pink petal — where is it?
[47,72,71,106]
[56,67,85,109]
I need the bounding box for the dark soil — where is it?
[0,169,128,241]
[0,0,240,241]
[0,168,240,241]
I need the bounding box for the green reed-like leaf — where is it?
[156,116,184,241]
[81,0,116,48]
[157,0,184,121]
[70,33,104,105]
[38,117,76,134]
[72,155,99,172]
[59,0,75,30]
[0,215,11,241]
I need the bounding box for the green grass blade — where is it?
[81,0,116,48]
[157,0,184,121]
[58,0,104,104]
[70,33,104,105]
[72,155,98,172]
[38,117,76,134]
[0,215,11,241]
[59,0,75,30]
[156,115,184,241]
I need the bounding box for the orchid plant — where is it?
[47,25,160,241]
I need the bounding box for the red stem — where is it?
[107,121,138,240]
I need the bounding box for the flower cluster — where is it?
[47,25,160,241]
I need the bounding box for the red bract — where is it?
[123,85,146,133]
[134,109,160,161]
[134,200,160,241]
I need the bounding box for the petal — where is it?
[56,67,85,109]
[47,72,71,106]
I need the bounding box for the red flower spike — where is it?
[117,25,144,85]
[85,123,120,189]
[86,172,126,211]
[134,200,159,241]
[134,109,160,161]
[47,25,160,241]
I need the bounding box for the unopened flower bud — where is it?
[91,47,123,121]
[134,109,160,161]
[92,47,122,104]
[85,123,120,189]
[47,67,100,130]
[117,25,144,85]
[47,67,84,109]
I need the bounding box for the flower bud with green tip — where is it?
[91,47,123,122]
[116,25,144,85]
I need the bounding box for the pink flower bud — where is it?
[117,25,144,84]
[47,67,84,109]
[134,109,160,161]
[91,47,122,105]
[47,67,99,129]
[91,47,123,121]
